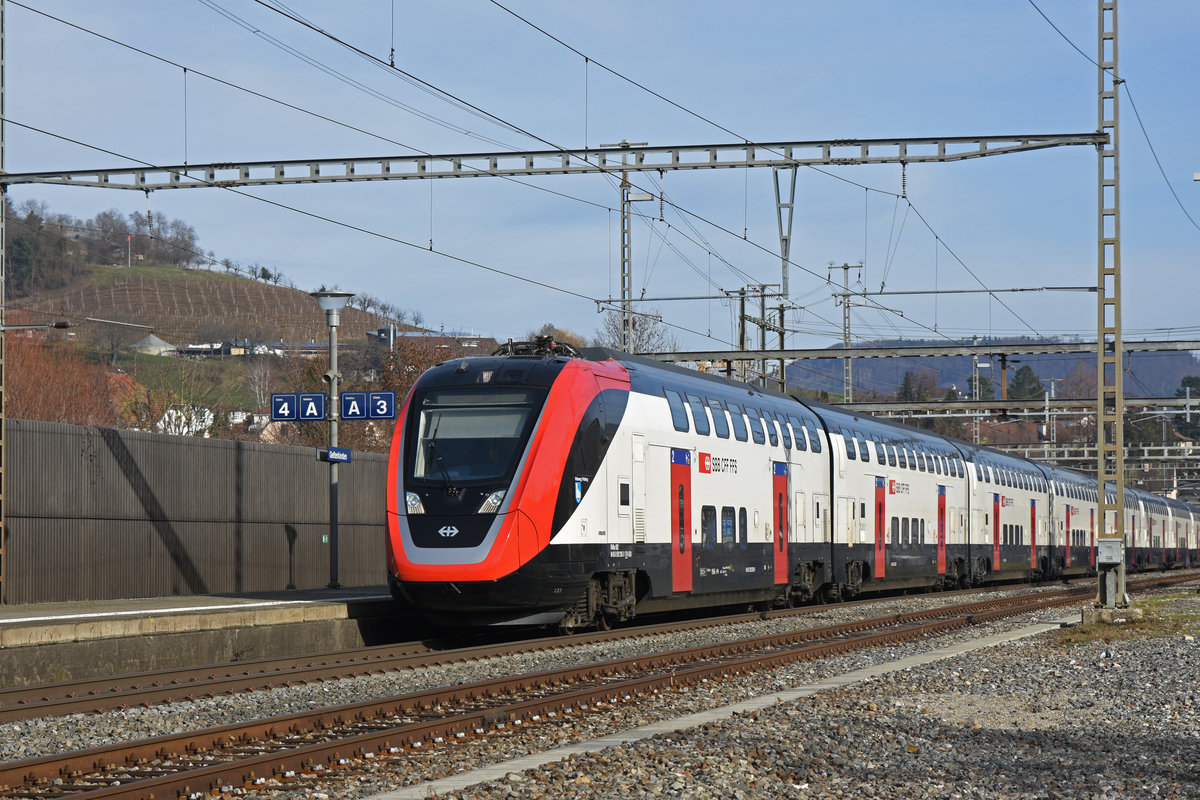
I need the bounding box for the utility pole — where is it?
[830,263,862,402]
[601,141,650,353]
[998,353,1020,402]
[1095,0,1128,610]
[1048,377,1059,453]
[0,0,7,605]
[972,340,981,445]
[737,289,747,382]
[759,288,767,387]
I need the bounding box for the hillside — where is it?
[12,264,404,347]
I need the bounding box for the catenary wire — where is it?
[5,118,729,346]
[1026,0,1200,233]
[482,3,1065,345]
[24,2,1053,351]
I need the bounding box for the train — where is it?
[385,338,1199,629]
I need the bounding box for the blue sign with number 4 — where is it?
[271,393,298,421]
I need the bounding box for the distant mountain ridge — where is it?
[786,337,1200,399]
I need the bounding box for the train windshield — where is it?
[408,386,546,486]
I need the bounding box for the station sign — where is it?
[271,393,299,421]
[299,393,327,421]
[271,392,326,421]
[341,391,397,420]
[272,391,395,421]
[368,391,397,419]
[319,446,352,463]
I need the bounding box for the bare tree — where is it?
[593,307,679,354]
[7,332,120,426]
[245,357,275,409]
[527,322,589,349]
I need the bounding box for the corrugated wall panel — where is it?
[6,420,389,604]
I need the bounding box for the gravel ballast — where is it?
[3,585,1198,799]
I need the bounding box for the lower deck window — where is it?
[702,506,716,549]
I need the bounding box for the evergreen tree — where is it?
[968,373,996,400]
[1007,365,1045,400]
[1175,376,1200,439]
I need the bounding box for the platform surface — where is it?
[0,586,393,648]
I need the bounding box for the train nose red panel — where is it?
[389,358,629,586]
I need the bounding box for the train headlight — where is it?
[477,490,506,514]
[405,492,426,515]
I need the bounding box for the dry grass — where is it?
[1051,590,1200,646]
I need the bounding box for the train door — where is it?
[874,477,886,578]
[840,494,859,551]
[773,463,788,584]
[1031,499,1039,570]
[669,448,693,592]
[1090,508,1096,567]
[794,492,807,542]
[937,486,947,575]
[992,493,1001,569]
[632,434,646,545]
[1070,506,1080,568]
[840,497,855,548]
[815,494,830,543]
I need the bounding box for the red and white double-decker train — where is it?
[386,341,1197,629]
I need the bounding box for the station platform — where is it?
[0,587,404,686]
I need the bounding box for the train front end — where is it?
[386,350,628,626]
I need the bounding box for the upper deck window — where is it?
[664,389,689,433]
[744,407,766,445]
[686,394,711,436]
[776,413,793,449]
[803,416,823,452]
[788,415,808,451]
[727,403,749,441]
[706,398,730,439]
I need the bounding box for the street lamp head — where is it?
[311,290,355,327]
[310,290,355,312]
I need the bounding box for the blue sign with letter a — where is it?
[341,392,368,420]
[299,393,327,421]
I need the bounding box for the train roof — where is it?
[504,345,1199,517]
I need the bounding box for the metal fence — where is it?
[4,419,389,604]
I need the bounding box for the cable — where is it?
[1026,0,1200,233]
[486,2,1128,346]
[7,118,731,347]
[19,2,1065,352]
[202,0,524,149]
[8,1,615,217]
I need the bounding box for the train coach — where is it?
[385,339,1198,629]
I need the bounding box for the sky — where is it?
[4,1,1198,369]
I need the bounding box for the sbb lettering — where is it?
[699,453,737,474]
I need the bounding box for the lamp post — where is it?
[311,290,354,589]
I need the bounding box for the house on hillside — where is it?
[370,328,498,353]
[157,404,215,437]
[181,342,225,358]
[180,340,291,358]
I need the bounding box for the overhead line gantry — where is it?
[0,134,1107,191]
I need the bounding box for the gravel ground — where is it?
[3,585,1199,800]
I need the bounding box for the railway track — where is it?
[0,578,1107,723]
[2,574,1194,800]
